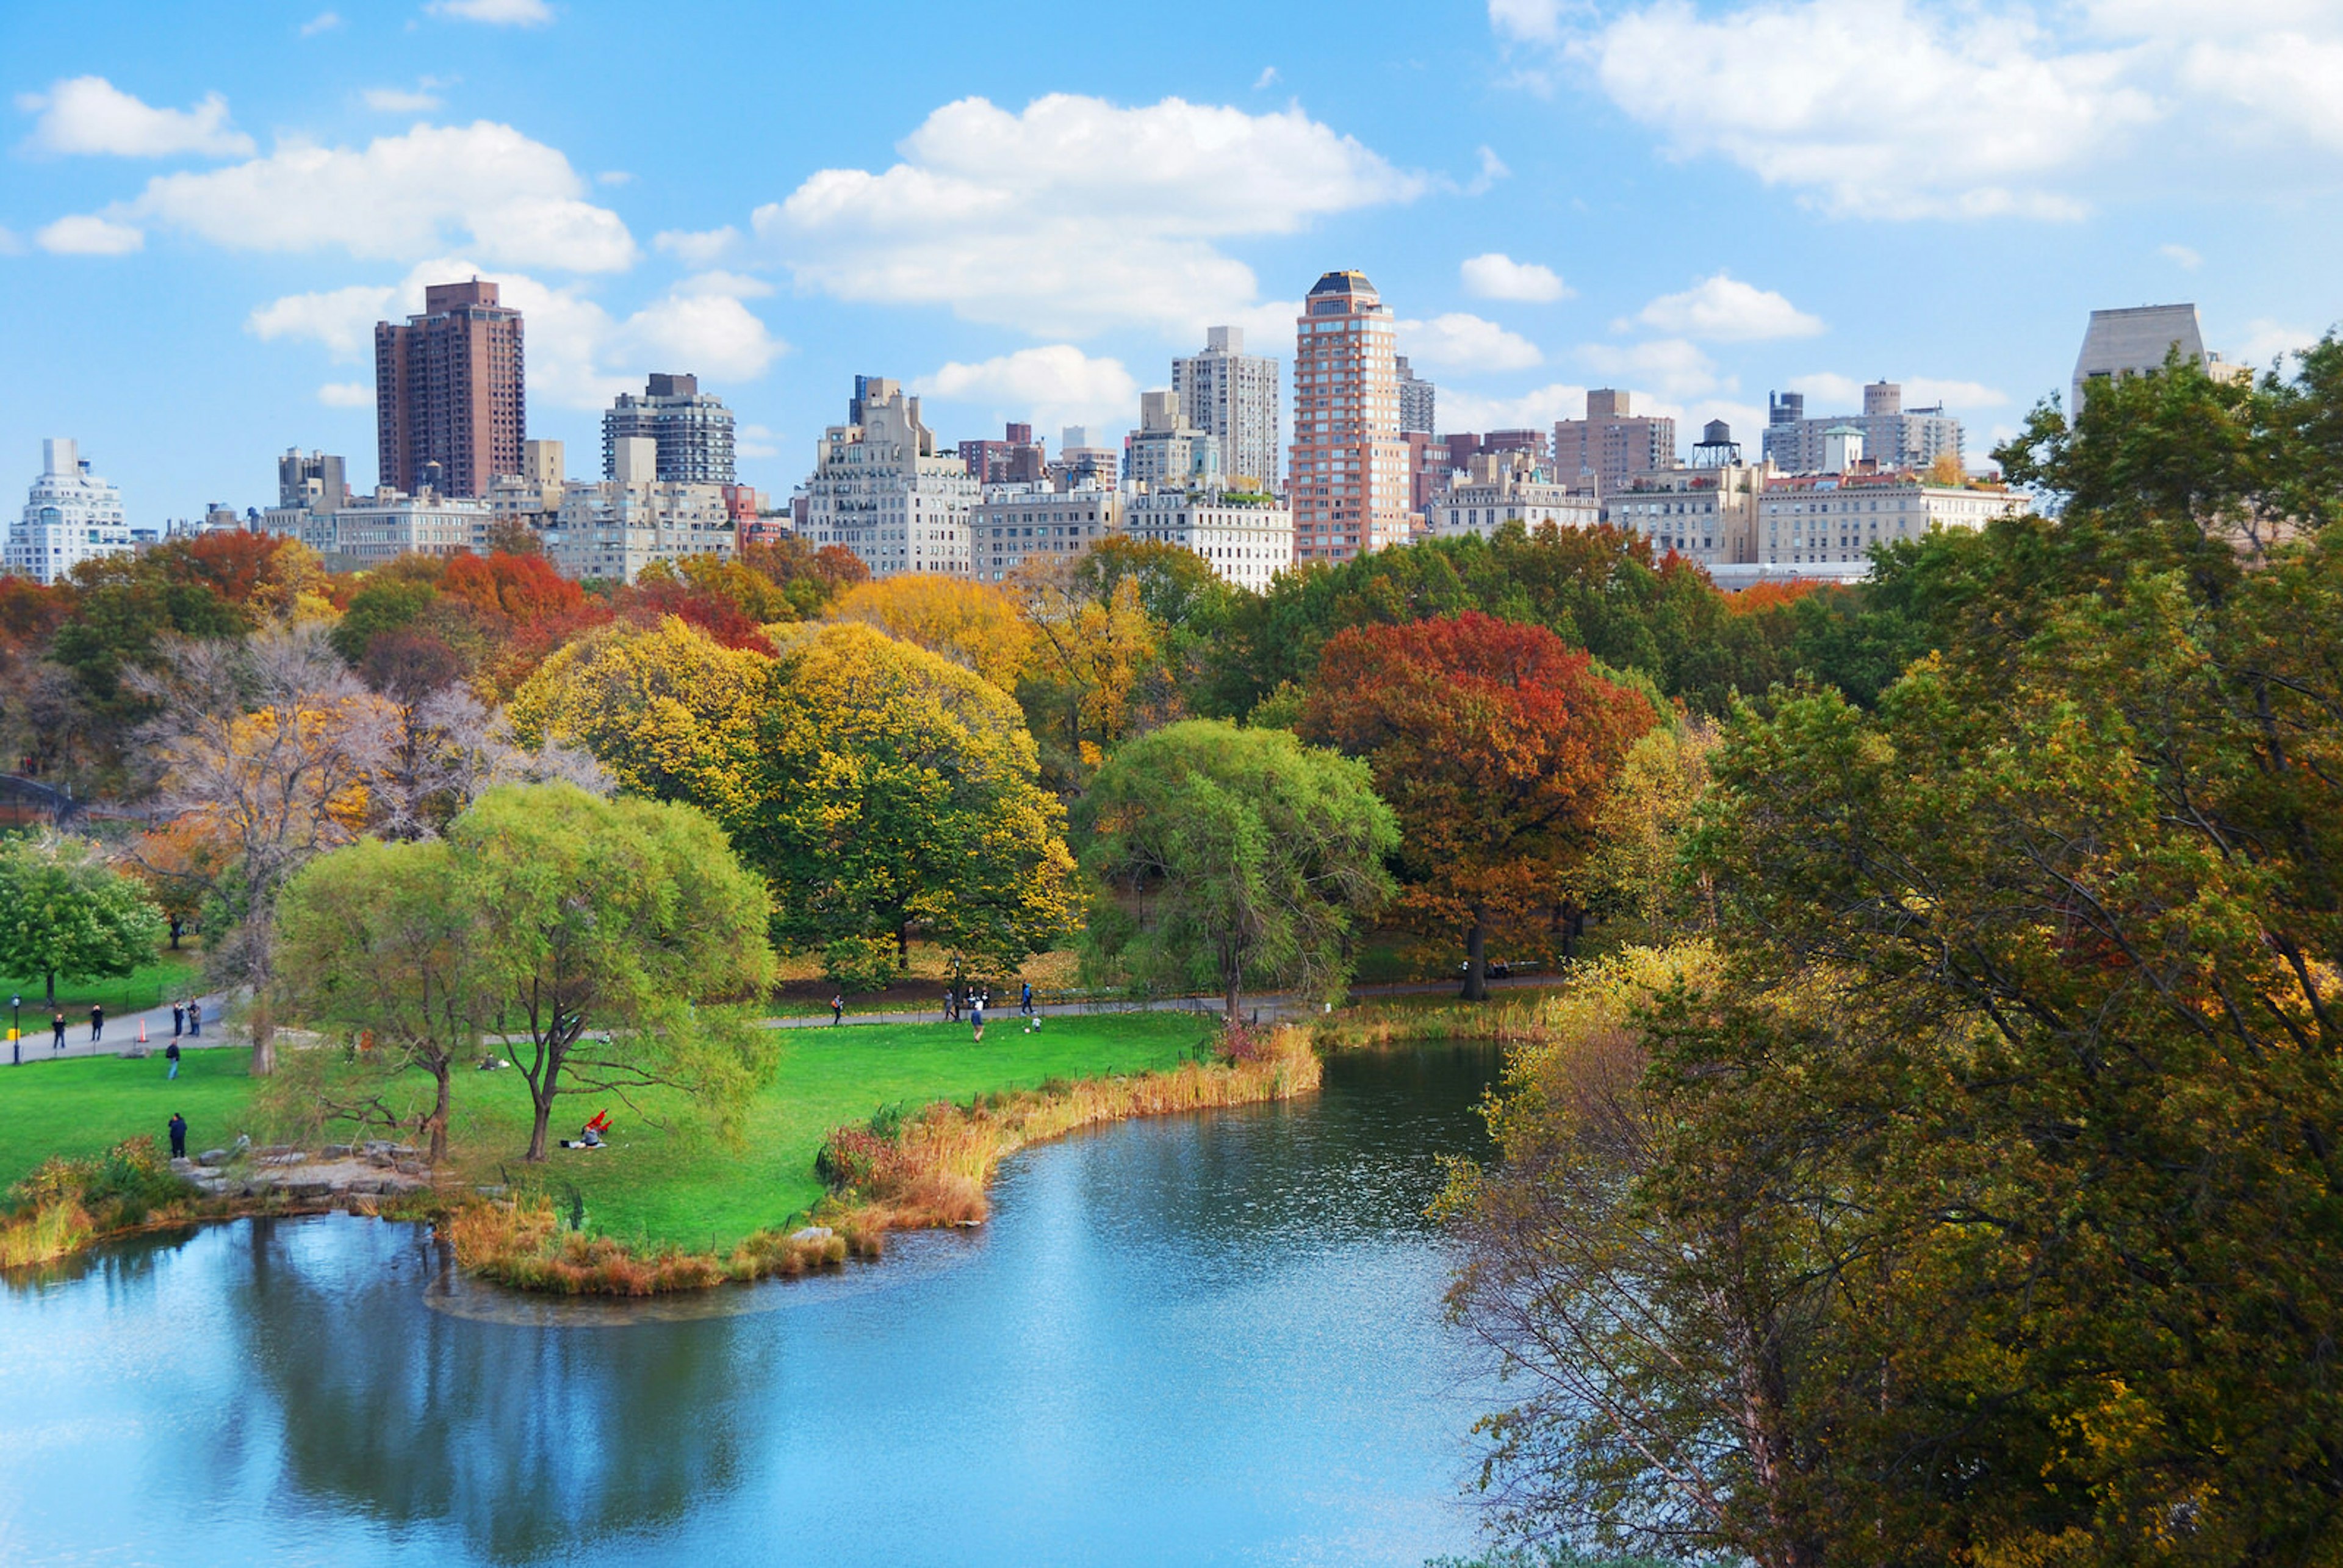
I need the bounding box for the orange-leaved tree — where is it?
[1299,611,1656,999]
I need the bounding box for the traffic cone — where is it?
[139,1018,148,1045]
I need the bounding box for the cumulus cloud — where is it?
[735,423,782,461]
[1254,67,1279,89]
[317,382,372,407]
[2234,318,2321,368]
[60,121,636,271]
[301,12,344,35]
[364,81,446,113]
[1397,313,1544,373]
[1489,0,1567,45]
[755,93,1423,339]
[1577,337,1724,400]
[1460,251,1569,303]
[35,214,145,255]
[426,0,553,24]
[16,76,255,159]
[249,261,783,411]
[914,345,1140,434]
[1632,273,1824,341]
[1438,380,1590,431]
[654,226,741,266]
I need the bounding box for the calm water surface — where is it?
[0,1043,1500,1567]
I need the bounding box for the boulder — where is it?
[197,1148,229,1165]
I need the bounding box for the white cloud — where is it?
[364,81,445,113]
[2234,318,2320,369]
[736,423,782,461]
[16,76,255,159]
[1784,371,2007,412]
[1489,0,1567,44]
[317,381,372,407]
[1463,145,1511,195]
[1254,67,1279,89]
[1460,251,1569,303]
[914,345,1140,434]
[2160,242,2203,269]
[1438,380,1589,431]
[68,121,636,272]
[1905,376,2009,409]
[35,214,145,255]
[1577,337,1723,400]
[1397,312,1544,373]
[596,170,633,186]
[301,12,344,35]
[654,226,741,266]
[250,260,783,411]
[426,0,553,25]
[755,93,1423,339]
[1631,273,1824,341]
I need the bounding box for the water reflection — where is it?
[0,1042,1501,1567]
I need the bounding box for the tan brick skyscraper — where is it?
[1288,270,1412,565]
[374,279,525,497]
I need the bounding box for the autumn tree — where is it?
[1300,612,1655,998]
[1014,570,1164,788]
[830,574,1033,691]
[134,625,395,1073]
[1586,719,1718,935]
[507,615,768,808]
[1079,720,1394,1018]
[0,835,167,1003]
[449,784,776,1162]
[731,623,1076,982]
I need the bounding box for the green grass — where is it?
[0,949,205,1019]
[0,1011,1216,1253]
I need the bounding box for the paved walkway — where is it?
[1,991,232,1066]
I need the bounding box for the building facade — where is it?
[319,487,495,569]
[539,475,735,582]
[1426,451,1602,541]
[375,279,525,497]
[1124,391,1223,491]
[971,481,1123,581]
[601,373,735,485]
[1173,326,1282,489]
[958,423,1046,486]
[10,439,133,584]
[1606,459,1768,572]
[1395,354,1436,436]
[1289,270,1413,564]
[1553,389,1676,495]
[1124,489,1292,591]
[1762,383,1963,475]
[278,449,348,513]
[2071,303,2250,419]
[1755,472,2028,580]
[798,376,978,578]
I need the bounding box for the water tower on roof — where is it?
[1690,419,1742,467]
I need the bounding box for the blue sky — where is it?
[2,0,2337,525]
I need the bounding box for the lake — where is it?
[0,1041,1502,1566]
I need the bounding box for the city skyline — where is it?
[2,0,2337,525]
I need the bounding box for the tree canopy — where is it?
[0,835,167,1004]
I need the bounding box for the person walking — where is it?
[51,1009,65,1052]
[970,990,985,1045]
[1020,981,1034,1017]
[90,1003,104,1043]
[165,1040,180,1080]
[171,999,185,1039]
[187,998,202,1038]
[167,1112,187,1159]
[829,993,843,1027]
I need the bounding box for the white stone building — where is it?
[2071,303,2250,419]
[1606,460,1769,572]
[1754,473,2028,581]
[799,376,977,578]
[320,487,495,569]
[539,439,734,580]
[10,440,134,584]
[1124,489,1292,592]
[972,482,1123,581]
[1172,326,1281,489]
[1427,451,1601,541]
[1124,390,1223,491]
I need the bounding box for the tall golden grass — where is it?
[819,1024,1322,1235]
[444,1199,863,1295]
[1,1138,198,1270]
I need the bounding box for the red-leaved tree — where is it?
[1299,611,1656,999]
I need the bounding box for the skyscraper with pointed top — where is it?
[1287,270,1412,564]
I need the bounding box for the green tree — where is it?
[732,622,1078,978]
[0,835,167,1004]
[448,784,778,1162]
[1078,719,1395,1018]
[273,836,491,1160]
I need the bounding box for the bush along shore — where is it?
[439,1023,1321,1296]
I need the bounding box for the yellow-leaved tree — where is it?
[829,575,1033,692]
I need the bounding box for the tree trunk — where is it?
[427,1062,451,1163]
[1462,917,1489,1002]
[1224,970,1243,1026]
[896,924,910,965]
[250,990,276,1076]
[527,1093,552,1162]
[44,969,55,1005]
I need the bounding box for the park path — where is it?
[4,973,1558,1064]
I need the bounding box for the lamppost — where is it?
[10,995,19,1067]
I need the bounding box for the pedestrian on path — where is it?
[165,1040,180,1080]
[1020,981,1033,1018]
[188,998,202,1038]
[51,1010,65,1051]
[90,1004,103,1043]
[970,991,985,1044]
[829,994,843,1026]
[171,1000,185,1038]
[167,1112,187,1159]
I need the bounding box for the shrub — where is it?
[821,933,900,992]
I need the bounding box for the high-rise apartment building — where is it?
[971,481,1123,583]
[799,376,978,578]
[2071,303,2249,419]
[1552,389,1676,495]
[1172,326,1281,489]
[1762,383,1962,475]
[1125,390,1223,491]
[958,422,1046,486]
[374,279,525,497]
[1395,354,1436,435]
[1289,270,1413,564]
[601,373,735,485]
[278,449,348,512]
[10,439,134,585]
[1051,426,1119,488]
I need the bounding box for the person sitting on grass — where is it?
[572,1109,613,1148]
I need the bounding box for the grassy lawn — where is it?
[0,1010,1218,1253]
[0,949,206,1020]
